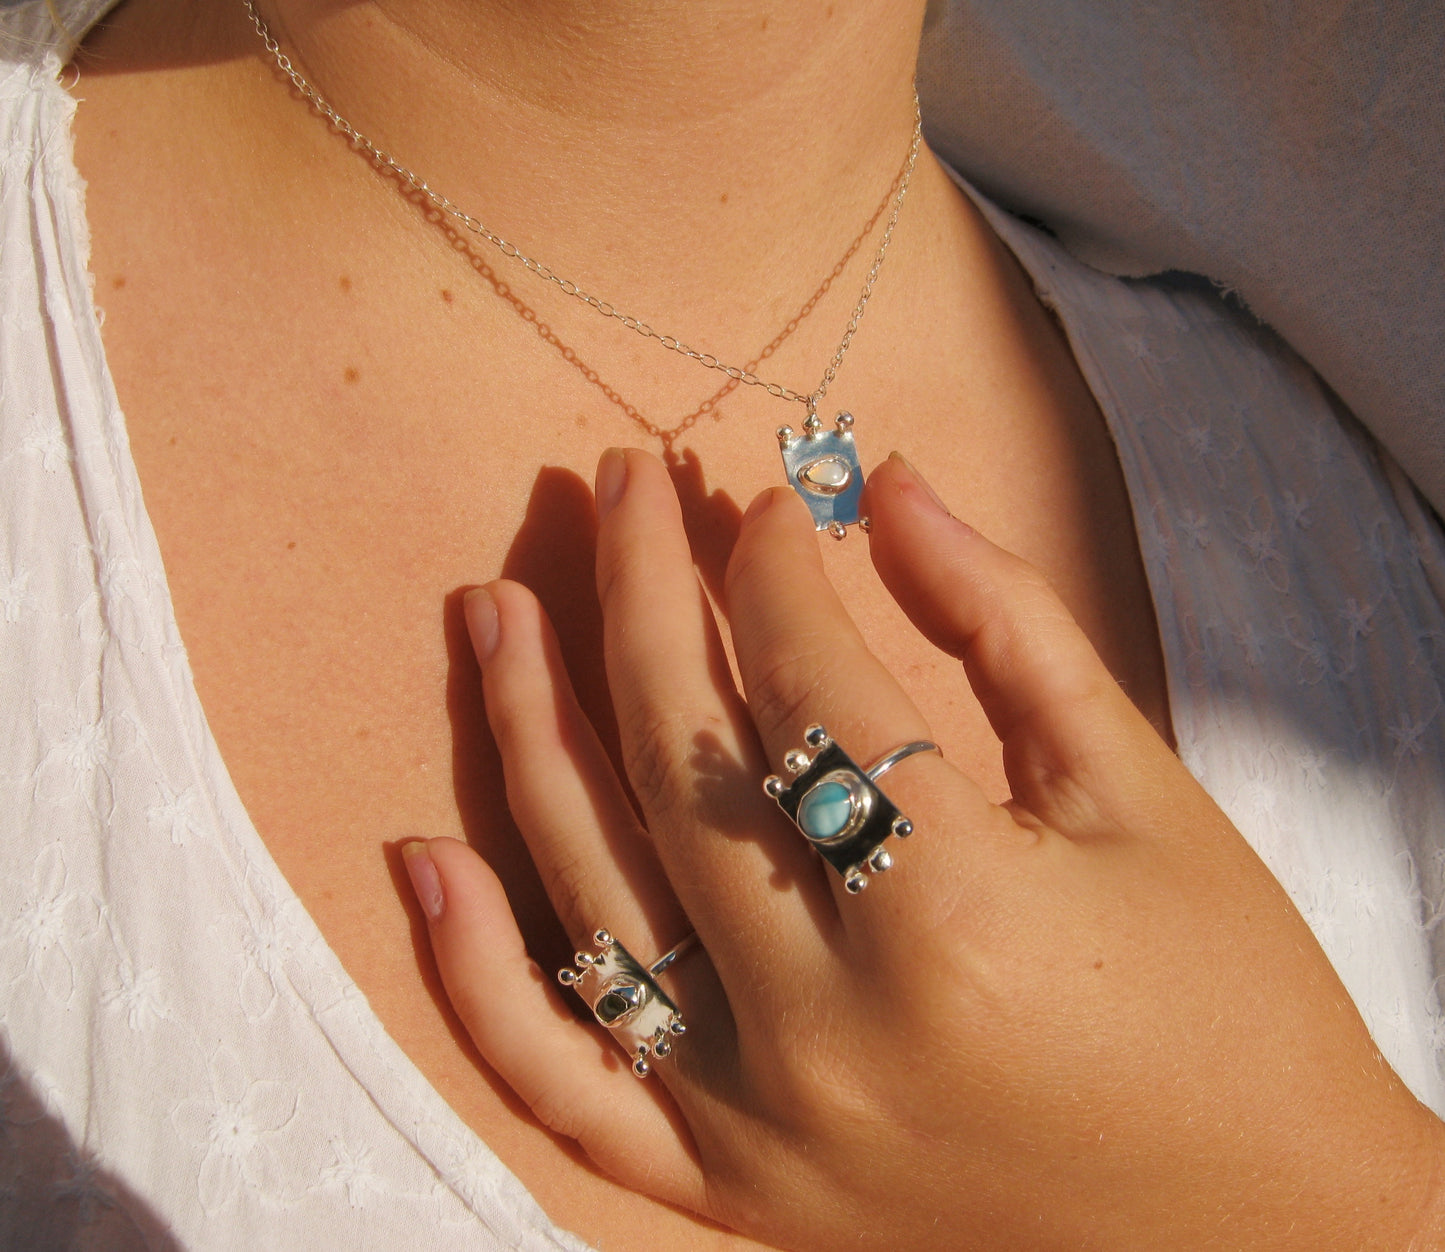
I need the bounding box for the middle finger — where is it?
[594,449,834,997]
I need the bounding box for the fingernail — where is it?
[403,840,445,922]
[463,586,500,663]
[741,487,774,527]
[595,448,628,520]
[889,452,952,516]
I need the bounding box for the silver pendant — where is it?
[777,411,870,540]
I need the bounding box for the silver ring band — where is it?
[865,739,940,781]
[648,931,698,977]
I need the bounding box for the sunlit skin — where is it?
[408,449,1445,1249]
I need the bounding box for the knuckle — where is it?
[963,605,1038,692]
[767,1019,879,1135]
[526,1077,585,1142]
[619,706,693,818]
[1005,548,1058,597]
[744,643,834,743]
[486,688,534,759]
[541,847,596,938]
[722,530,768,606]
[959,610,1020,683]
[595,530,653,614]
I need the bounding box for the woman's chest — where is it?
[74,78,1167,1245]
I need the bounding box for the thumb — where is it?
[865,453,1177,829]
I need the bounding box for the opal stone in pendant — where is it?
[776,411,869,539]
[797,456,852,494]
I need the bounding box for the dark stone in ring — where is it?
[557,929,690,1077]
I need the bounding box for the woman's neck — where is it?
[247,0,927,328]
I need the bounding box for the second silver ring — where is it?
[558,928,698,1077]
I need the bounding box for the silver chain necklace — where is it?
[243,0,921,536]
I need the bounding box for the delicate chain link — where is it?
[243,0,921,413]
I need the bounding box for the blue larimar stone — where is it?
[797,780,855,841]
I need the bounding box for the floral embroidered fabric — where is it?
[0,1,590,1246]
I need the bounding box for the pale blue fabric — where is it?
[919,2,1445,517]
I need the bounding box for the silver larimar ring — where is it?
[558,929,693,1077]
[764,724,940,894]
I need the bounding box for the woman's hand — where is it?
[404,449,1445,1250]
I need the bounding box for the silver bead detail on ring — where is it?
[558,930,690,1077]
[764,725,938,893]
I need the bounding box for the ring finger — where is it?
[466,576,734,1099]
